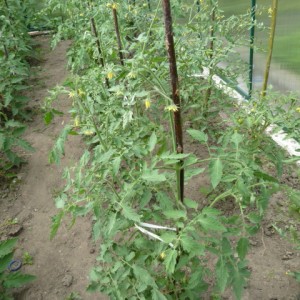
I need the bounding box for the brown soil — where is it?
[0,37,299,300]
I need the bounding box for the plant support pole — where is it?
[249,0,256,97]
[90,17,110,88]
[203,3,215,114]
[112,6,124,66]
[162,0,184,203]
[262,0,278,97]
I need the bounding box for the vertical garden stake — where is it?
[162,0,184,203]
[203,2,215,114]
[112,5,124,66]
[3,45,9,60]
[88,1,109,88]
[90,17,110,88]
[262,0,278,97]
[249,0,256,97]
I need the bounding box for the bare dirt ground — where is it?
[0,37,299,300]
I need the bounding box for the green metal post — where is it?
[196,0,201,12]
[249,0,256,97]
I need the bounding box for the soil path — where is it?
[0,37,106,300]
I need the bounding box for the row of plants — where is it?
[0,0,46,173]
[44,0,300,299]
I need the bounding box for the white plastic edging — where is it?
[198,67,300,166]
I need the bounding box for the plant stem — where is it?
[162,0,184,203]
[112,7,124,66]
[261,0,278,97]
[3,45,9,60]
[142,0,161,54]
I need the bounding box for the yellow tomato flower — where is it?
[77,89,85,97]
[74,116,80,127]
[68,91,76,98]
[127,71,136,79]
[165,104,178,112]
[83,129,95,136]
[296,107,300,113]
[112,3,118,10]
[268,7,273,16]
[159,252,166,260]
[144,99,151,110]
[107,71,115,80]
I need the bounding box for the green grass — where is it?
[218,0,300,74]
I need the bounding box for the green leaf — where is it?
[254,171,278,183]
[44,111,54,125]
[161,153,190,161]
[0,252,14,272]
[231,132,243,147]
[185,167,205,181]
[197,214,226,232]
[157,192,173,210]
[163,210,186,220]
[0,238,18,258]
[133,264,157,287]
[50,211,64,240]
[107,213,117,235]
[209,158,223,189]
[151,288,168,300]
[160,232,177,243]
[216,258,229,293]
[232,268,247,300]
[122,204,140,222]
[187,129,208,143]
[180,235,204,256]
[140,190,152,208]
[93,220,101,240]
[5,120,23,128]
[0,133,5,149]
[222,238,232,256]
[183,198,198,209]
[55,194,66,209]
[148,131,157,152]
[3,272,36,288]
[247,212,262,224]
[163,249,178,274]
[112,157,121,176]
[237,237,249,260]
[142,170,166,182]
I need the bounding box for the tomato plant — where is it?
[0,0,43,172]
[45,0,300,299]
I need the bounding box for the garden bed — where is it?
[0,37,299,299]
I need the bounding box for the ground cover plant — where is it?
[44,0,300,299]
[0,238,36,300]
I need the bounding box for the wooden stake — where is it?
[162,0,184,202]
[112,7,124,66]
[262,0,278,97]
